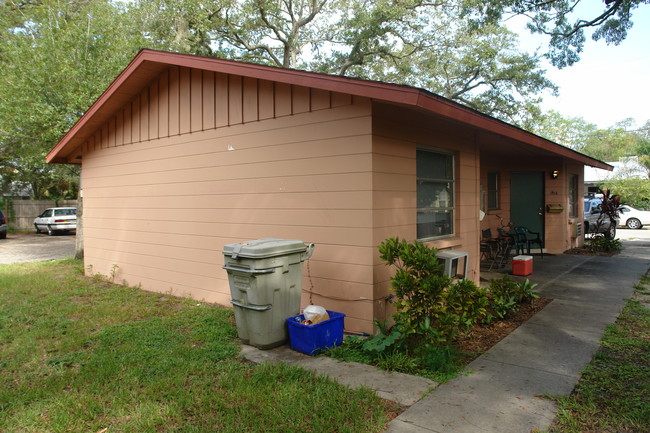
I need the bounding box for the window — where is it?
[487,171,499,210]
[568,174,578,218]
[417,148,454,239]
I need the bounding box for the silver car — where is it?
[584,198,617,239]
[34,207,77,236]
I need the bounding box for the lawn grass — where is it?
[0,259,391,432]
[548,273,650,433]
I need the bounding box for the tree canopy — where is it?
[531,113,650,165]
[0,0,646,198]
[464,0,650,67]
[0,0,155,198]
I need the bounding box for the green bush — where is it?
[485,275,539,322]
[602,178,650,210]
[587,235,623,253]
[378,237,488,346]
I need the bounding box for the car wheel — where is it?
[626,218,642,229]
[0,231,6,239]
[47,225,54,236]
[35,224,41,234]
[605,224,616,240]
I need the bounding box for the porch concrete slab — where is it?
[386,358,570,433]
[240,344,438,407]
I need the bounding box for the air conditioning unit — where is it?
[572,222,582,238]
[436,250,468,279]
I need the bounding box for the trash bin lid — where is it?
[223,238,308,259]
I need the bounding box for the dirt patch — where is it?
[455,297,553,362]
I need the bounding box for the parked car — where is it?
[34,207,77,236]
[584,197,618,239]
[0,210,6,239]
[618,205,650,229]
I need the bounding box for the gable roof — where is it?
[47,49,611,170]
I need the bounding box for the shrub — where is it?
[587,235,623,253]
[378,237,488,346]
[485,275,539,322]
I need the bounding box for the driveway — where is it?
[617,226,650,241]
[0,233,76,264]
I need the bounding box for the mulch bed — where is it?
[564,247,619,256]
[454,297,553,363]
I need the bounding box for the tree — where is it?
[353,20,557,125]
[602,178,650,209]
[530,112,650,163]
[0,0,153,199]
[464,0,650,68]
[580,119,650,162]
[134,0,556,125]
[136,0,337,67]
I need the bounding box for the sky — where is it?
[510,4,650,130]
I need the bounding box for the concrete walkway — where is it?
[387,238,650,433]
[242,237,650,433]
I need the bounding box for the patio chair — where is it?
[512,227,528,256]
[480,229,498,269]
[495,228,515,267]
[514,226,544,259]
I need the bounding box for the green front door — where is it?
[510,172,544,238]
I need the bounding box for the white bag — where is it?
[303,305,327,321]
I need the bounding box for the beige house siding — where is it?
[369,103,482,323]
[80,65,381,332]
[46,51,614,337]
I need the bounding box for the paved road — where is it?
[0,232,76,264]
[617,226,650,241]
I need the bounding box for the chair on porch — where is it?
[480,229,499,269]
[512,228,528,256]
[494,228,515,268]
[514,226,544,258]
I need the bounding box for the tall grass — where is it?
[0,259,390,432]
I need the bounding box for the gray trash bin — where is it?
[222,238,315,349]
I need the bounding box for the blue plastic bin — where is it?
[286,310,345,355]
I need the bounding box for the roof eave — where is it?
[47,49,613,171]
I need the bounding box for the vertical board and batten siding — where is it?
[370,103,481,320]
[79,65,378,332]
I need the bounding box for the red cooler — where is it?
[511,255,533,276]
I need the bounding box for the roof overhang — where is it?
[47,49,612,171]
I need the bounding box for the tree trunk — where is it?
[75,190,84,259]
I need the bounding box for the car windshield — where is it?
[54,208,76,216]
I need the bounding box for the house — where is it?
[47,49,611,333]
[584,156,648,195]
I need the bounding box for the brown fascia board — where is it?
[47,49,613,171]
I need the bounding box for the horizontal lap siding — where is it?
[81,67,377,331]
[371,103,481,314]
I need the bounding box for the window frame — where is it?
[568,174,578,218]
[416,147,455,240]
[487,171,499,210]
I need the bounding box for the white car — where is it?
[618,205,650,229]
[34,207,77,235]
